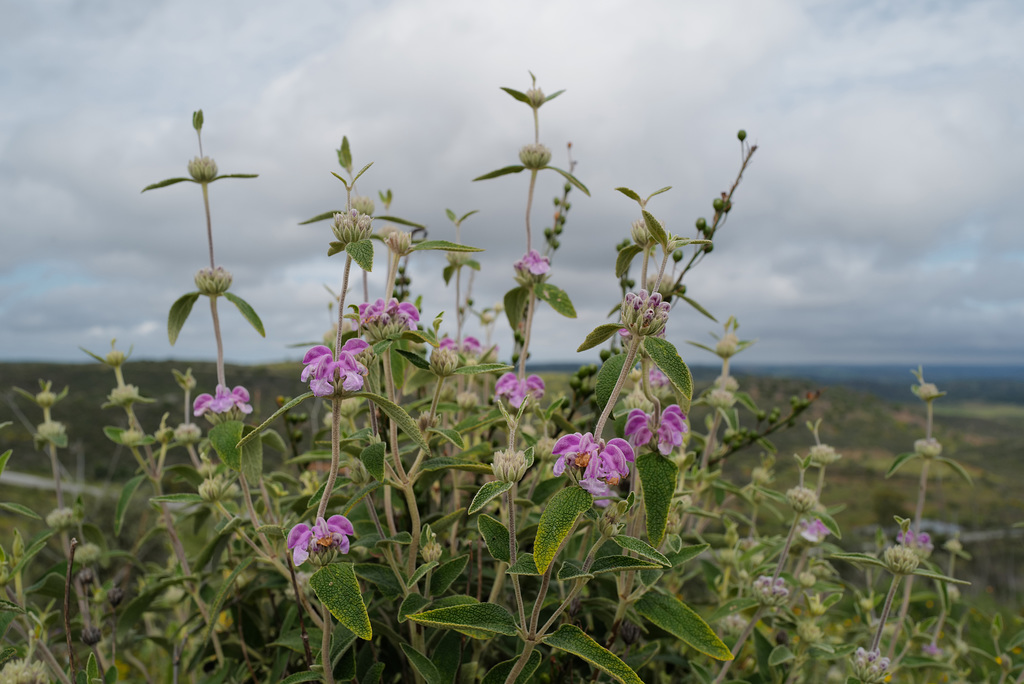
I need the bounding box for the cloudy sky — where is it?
[2,0,1022,369]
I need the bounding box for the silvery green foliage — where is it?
[1,80,1005,684]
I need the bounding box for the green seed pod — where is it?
[696,217,707,231]
[712,198,724,212]
[672,249,683,263]
[737,129,747,142]
[599,348,612,362]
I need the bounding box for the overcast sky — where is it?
[2,0,1022,370]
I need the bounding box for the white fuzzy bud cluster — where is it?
[385,229,413,257]
[0,658,49,684]
[120,428,146,447]
[187,156,218,182]
[332,209,373,246]
[850,648,891,684]
[786,486,818,513]
[430,348,459,377]
[518,143,552,170]
[421,528,442,564]
[351,195,375,216]
[751,466,772,486]
[623,387,654,414]
[798,571,817,588]
[944,538,963,554]
[715,374,739,392]
[492,448,528,483]
[621,289,670,338]
[194,266,233,296]
[708,388,736,410]
[199,474,238,504]
[808,444,841,466]
[34,388,57,408]
[715,332,739,359]
[456,391,478,412]
[174,423,202,445]
[718,612,747,637]
[347,457,371,486]
[752,575,790,607]
[46,507,78,531]
[36,420,66,446]
[106,384,144,408]
[797,620,823,643]
[913,381,943,401]
[533,436,556,463]
[75,542,102,566]
[914,438,942,459]
[883,544,920,575]
[631,219,653,248]
[526,87,546,108]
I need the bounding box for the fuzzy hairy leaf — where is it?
[615,186,642,203]
[534,486,592,573]
[636,453,677,546]
[578,323,623,353]
[408,602,517,636]
[642,209,668,246]
[544,166,590,196]
[352,391,428,451]
[616,244,643,278]
[542,624,643,684]
[535,282,577,318]
[478,514,511,563]
[167,292,201,345]
[311,563,372,640]
[635,591,733,661]
[468,481,514,515]
[481,650,543,684]
[503,286,529,332]
[142,177,194,192]
[595,353,628,413]
[643,337,693,413]
[346,239,374,271]
[115,474,146,535]
[612,535,671,566]
[474,165,526,181]
[411,239,484,253]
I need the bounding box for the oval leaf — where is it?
[534,486,593,573]
[223,292,266,337]
[578,323,623,353]
[310,562,372,640]
[468,481,514,515]
[616,245,643,278]
[115,474,146,535]
[636,453,677,546]
[352,391,428,451]
[535,283,577,318]
[595,353,628,413]
[478,514,511,563]
[411,239,484,253]
[542,624,643,684]
[408,602,517,636]
[474,165,526,181]
[643,337,693,414]
[641,210,668,246]
[359,442,386,481]
[635,591,733,661]
[168,292,201,345]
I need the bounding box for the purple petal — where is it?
[326,515,355,536]
[303,345,333,364]
[341,338,370,355]
[552,433,583,456]
[287,524,311,550]
[193,393,213,416]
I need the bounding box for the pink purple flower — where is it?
[552,432,635,500]
[797,518,831,544]
[649,367,670,389]
[921,643,942,658]
[495,372,545,408]
[624,405,687,455]
[897,529,934,554]
[358,298,420,340]
[287,515,355,566]
[193,385,253,417]
[514,249,550,277]
[439,335,482,355]
[301,339,369,397]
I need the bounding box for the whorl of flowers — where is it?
[552,432,635,501]
[332,208,373,246]
[301,339,369,397]
[287,515,355,567]
[512,249,551,285]
[623,405,687,455]
[193,385,253,423]
[495,373,545,409]
[620,289,670,338]
[752,575,790,607]
[851,647,892,684]
[358,298,420,342]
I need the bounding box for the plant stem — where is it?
[317,399,342,520]
[525,170,537,252]
[594,337,642,438]
[713,605,764,684]
[503,641,536,684]
[321,603,336,684]
[517,289,536,381]
[209,296,226,387]
[872,574,904,653]
[201,183,215,268]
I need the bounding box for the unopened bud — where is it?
[752,575,790,607]
[107,587,124,607]
[332,209,373,246]
[519,143,552,170]
[35,388,57,408]
[914,438,942,459]
[36,420,67,446]
[883,545,920,575]
[199,475,235,504]
[492,448,528,483]
[385,229,413,257]
[75,543,101,566]
[81,626,102,646]
[715,332,739,358]
[120,428,145,447]
[708,388,736,410]
[944,537,962,554]
[351,195,375,216]
[786,486,817,513]
[796,620,822,643]
[430,347,460,377]
[630,219,652,248]
[174,423,202,445]
[194,266,233,296]
[526,87,546,108]
[456,391,478,412]
[46,507,77,532]
[913,382,943,402]
[187,156,218,182]
[808,443,841,466]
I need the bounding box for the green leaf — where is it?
[0,502,40,520]
[399,593,430,622]
[408,602,518,636]
[339,136,352,170]
[311,563,372,640]
[769,645,794,666]
[830,552,886,569]
[359,442,385,481]
[431,554,470,594]
[428,428,465,449]
[299,210,341,225]
[595,353,628,413]
[542,624,643,684]
[149,493,203,504]
[636,452,677,546]
[451,363,514,376]
[544,166,591,196]
[668,543,711,566]
[885,452,918,478]
[209,421,245,472]
[500,87,531,104]
[202,557,252,647]
[680,295,718,322]
[0,599,26,614]
[545,89,566,103]
[535,283,577,318]
[211,173,258,181]
[646,186,672,202]
[474,165,526,181]
[400,644,441,684]
[375,215,426,229]
[611,535,671,566]
[817,511,843,540]
[615,244,643,278]
[578,323,622,353]
[345,239,374,272]
[507,553,541,575]
[351,161,373,185]
[635,592,733,661]
[237,392,313,449]
[936,456,973,485]
[481,650,543,684]
[87,652,100,682]
[0,647,15,668]
[0,449,11,480]
[168,292,201,345]
[615,187,642,203]
[912,569,971,585]
[534,486,593,573]
[239,425,263,483]
[408,560,437,586]
[411,239,484,253]
[503,286,529,331]
[281,673,323,684]
[641,210,667,246]
[709,597,759,622]
[396,349,431,370]
[223,292,266,337]
[419,457,492,474]
[478,514,511,563]
[115,474,146,535]
[557,560,593,581]
[352,391,428,451]
[643,337,694,414]
[142,177,194,192]
[468,481,514,515]
[590,556,662,574]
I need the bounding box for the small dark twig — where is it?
[288,559,314,668]
[64,538,78,676]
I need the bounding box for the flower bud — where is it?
[715,374,739,392]
[883,544,920,575]
[332,209,374,246]
[622,387,654,414]
[107,586,124,607]
[534,436,556,463]
[46,507,77,531]
[421,532,442,564]
[106,384,144,408]
[481,310,495,325]
[36,420,67,446]
[719,613,747,637]
[430,347,460,377]
[75,543,101,566]
[796,620,822,643]
[913,381,943,401]
[715,332,739,358]
[807,593,826,617]
[707,388,736,410]
[174,422,202,445]
[187,156,218,182]
[351,195,375,216]
[786,486,817,513]
[120,428,146,447]
[914,437,942,459]
[194,266,233,296]
[850,648,892,684]
[385,229,413,257]
[199,475,235,504]
[492,448,528,483]
[944,537,962,554]
[456,391,478,412]
[81,625,102,646]
[526,87,546,108]
[519,143,552,170]
[751,466,772,486]
[752,575,790,607]
[620,289,670,338]
[808,443,841,466]
[35,387,57,408]
[630,219,653,248]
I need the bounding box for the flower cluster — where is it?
[552,432,635,500]
[331,208,373,246]
[358,298,420,341]
[287,515,355,566]
[301,339,369,397]
[624,404,687,455]
[439,335,482,355]
[752,575,790,607]
[513,249,550,285]
[851,647,892,684]
[193,385,253,423]
[897,528,934,558]
[620,289,670,338]
[495,372,545,408]
[648,367,670,389]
